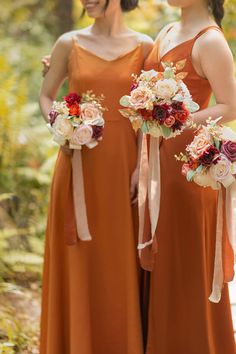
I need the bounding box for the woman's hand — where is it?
[41,55,51,77]
[130,168,139,205]
[61,142,73,156]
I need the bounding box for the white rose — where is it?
[193,171,219,190]
[53,115,74,139]
[155,78,178,100]
[52,101,69,115]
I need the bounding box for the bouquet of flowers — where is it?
[176,118,236,189]
[119,60,199,139]
[48,91,106,149]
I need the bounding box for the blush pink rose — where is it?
[80,103,104,125]
[129,87,154,110]
[186,133,212,159]
[70,125,93,148]
[164,115,176,128]
[182,163,191,177]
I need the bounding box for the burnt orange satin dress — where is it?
[144,27,236,354]
[40,42,145,354]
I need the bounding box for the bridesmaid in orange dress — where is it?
[39,1,153,353]
[141,0,236,353]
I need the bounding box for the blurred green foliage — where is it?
[0,0,235,352]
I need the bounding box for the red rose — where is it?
[199,145,220,166]
[64,92,81,106]
[171,102,189,123]
[139,108,153,121]
[69,102,80,116]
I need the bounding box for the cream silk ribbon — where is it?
[209,182,236,303]
[71,150,92,241]
[138,135,161,254]
[138,135,236,303]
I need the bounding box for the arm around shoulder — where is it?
[39,32,74,121]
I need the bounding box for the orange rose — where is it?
[69,102,80,116]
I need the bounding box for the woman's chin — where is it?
[86,8,103,18]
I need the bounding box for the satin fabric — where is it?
[142,26,236,354]
[40,42,146,354]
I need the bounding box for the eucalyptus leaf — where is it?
[189,101,200,113]
[161,125,172,138]
[173,94,184,102]
[141,122,149,134]
[196,165,203,173]
[119,95,131,107]
[187,169,196,182]
[214,138,220,150]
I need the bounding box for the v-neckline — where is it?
[73,41,142,63]
[158,38,195,62]
[157,24,220,63]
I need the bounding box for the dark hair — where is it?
[104,0,139,12]
[210,0,225,28]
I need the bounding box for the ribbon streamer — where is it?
[72,150,92,241]
[226,182,236,256]
[138,135,149,253]
[209,181,236,303]
[209,188,224,303]
[138,136,161,254]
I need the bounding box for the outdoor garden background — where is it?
[0,0,236,352]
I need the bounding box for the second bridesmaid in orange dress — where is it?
[142,0,236,353]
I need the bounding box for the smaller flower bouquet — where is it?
[176,118,236,189]
[47,91,106,149]
[119,60,199,139]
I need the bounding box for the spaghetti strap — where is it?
[189,25,223,55]
[193,25,222,40]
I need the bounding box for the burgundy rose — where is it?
[49,110,59,125]
[171,120,183,132]
[92,125,103,140]
[64,92,81,106]
[199,145,220,166]
[171,101,184,111]
[152,104,171,124]
[131,82,138,91]
[221,141,236,162]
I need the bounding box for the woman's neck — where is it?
[91,9,127,37]
[180,2,212,30]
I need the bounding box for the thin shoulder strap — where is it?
[156,23,176,46]
[193,25,222,41]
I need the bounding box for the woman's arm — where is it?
[39,33,72,122]
[192,30,236,124]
